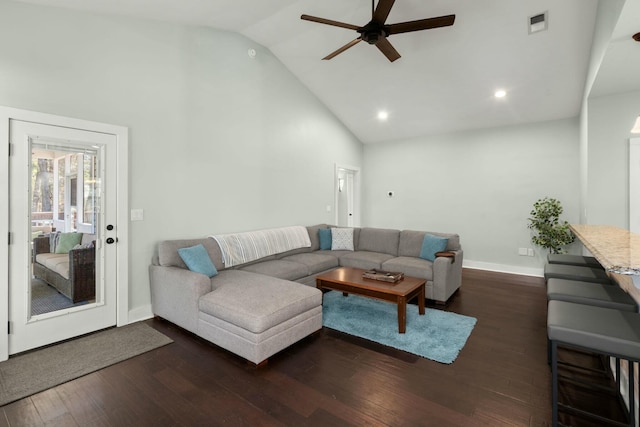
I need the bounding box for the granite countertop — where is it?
[570,224,640,275]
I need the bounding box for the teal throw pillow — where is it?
[419,234,449,262]
[318,228,332,250]
[178,244,218,277]
[55,232,83,254]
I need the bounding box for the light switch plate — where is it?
[130,209,144,221]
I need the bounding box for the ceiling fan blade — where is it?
[323,38,362,60]
[372,0,395,24]
[301,14,361,31]
[387,14,455,35]
[375,37,401,62]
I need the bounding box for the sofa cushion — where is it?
[318,228,332,250]
[239,259,309,281]
[419,234,449,262]
[315,249,353,260]
[382,257,434,281]
[398,230,460,257]
[36,253,70,279]
[158,238,225,271]
[357,227,399,256]
[49,232,60,253]
[178,244,218,278]
[199,271,321,334]
[307,224,329,251]
[81,233,96,246]
[280,253,339,275]
[331,228,354,251]
[340,251,395,270]
[55,232,83,254]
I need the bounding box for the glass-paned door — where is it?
[8,119,117,355]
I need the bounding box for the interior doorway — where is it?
[0,107,129,361]
[630,138,640,233]
[335,165,361,227]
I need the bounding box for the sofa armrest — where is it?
[432,249,463,303]
[149,265,212,334]
[435,251,456,261]
[69,246,95,265]
[69,245,96,281]
[33,236,50,262]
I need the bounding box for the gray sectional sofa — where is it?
[149,224,463,365]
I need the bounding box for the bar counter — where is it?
[570,224,640,303]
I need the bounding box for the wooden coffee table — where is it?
[316,267,426,333]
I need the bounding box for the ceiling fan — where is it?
[301,0,455,62]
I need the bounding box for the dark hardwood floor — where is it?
[0,269,626,426]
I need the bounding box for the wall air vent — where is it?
[528,12,548,34]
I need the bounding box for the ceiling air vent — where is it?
[529,12,548,34]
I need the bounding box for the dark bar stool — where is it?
[547,278,637,312]
[547,253,604,270]
[544,263,612,284]
[548,300,640,426]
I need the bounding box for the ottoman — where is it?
[197,271,322,365]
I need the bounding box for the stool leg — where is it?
[630,361,635,427]
[552,340,559,427]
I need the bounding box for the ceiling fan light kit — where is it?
[301,0,455,62]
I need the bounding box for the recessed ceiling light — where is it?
[377,111,389,121]
[494,90,507,99]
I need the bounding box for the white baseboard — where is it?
[127,304,154,324]
[463,260,544,278]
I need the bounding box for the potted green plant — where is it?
[527,197,575,254]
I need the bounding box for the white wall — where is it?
[586,89,640,227]
[0,0,363,317]
[579,0,625,224]
[363,118,580,275]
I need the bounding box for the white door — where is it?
[335,165,360,227]
[7,120,118,355]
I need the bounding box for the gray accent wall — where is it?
[0,0,362,316]
[362,118,581,275]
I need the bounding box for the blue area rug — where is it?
[322,291,477,364]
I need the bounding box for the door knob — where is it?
[106,237,115,244]
[106,225,114,231]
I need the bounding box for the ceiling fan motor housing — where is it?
[359,22,389,44]
[300,0,455,61]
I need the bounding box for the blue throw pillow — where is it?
[419,234,449,262]
[318,228,332,250]
[178,244,218,277]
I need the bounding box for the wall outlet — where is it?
[518,248,528,256]
[527,248,535,257]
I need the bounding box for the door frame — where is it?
[0,106,129,361]
[630,138,640,234]
[334,164,361,227]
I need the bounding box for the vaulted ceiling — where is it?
[12,0,640,143]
